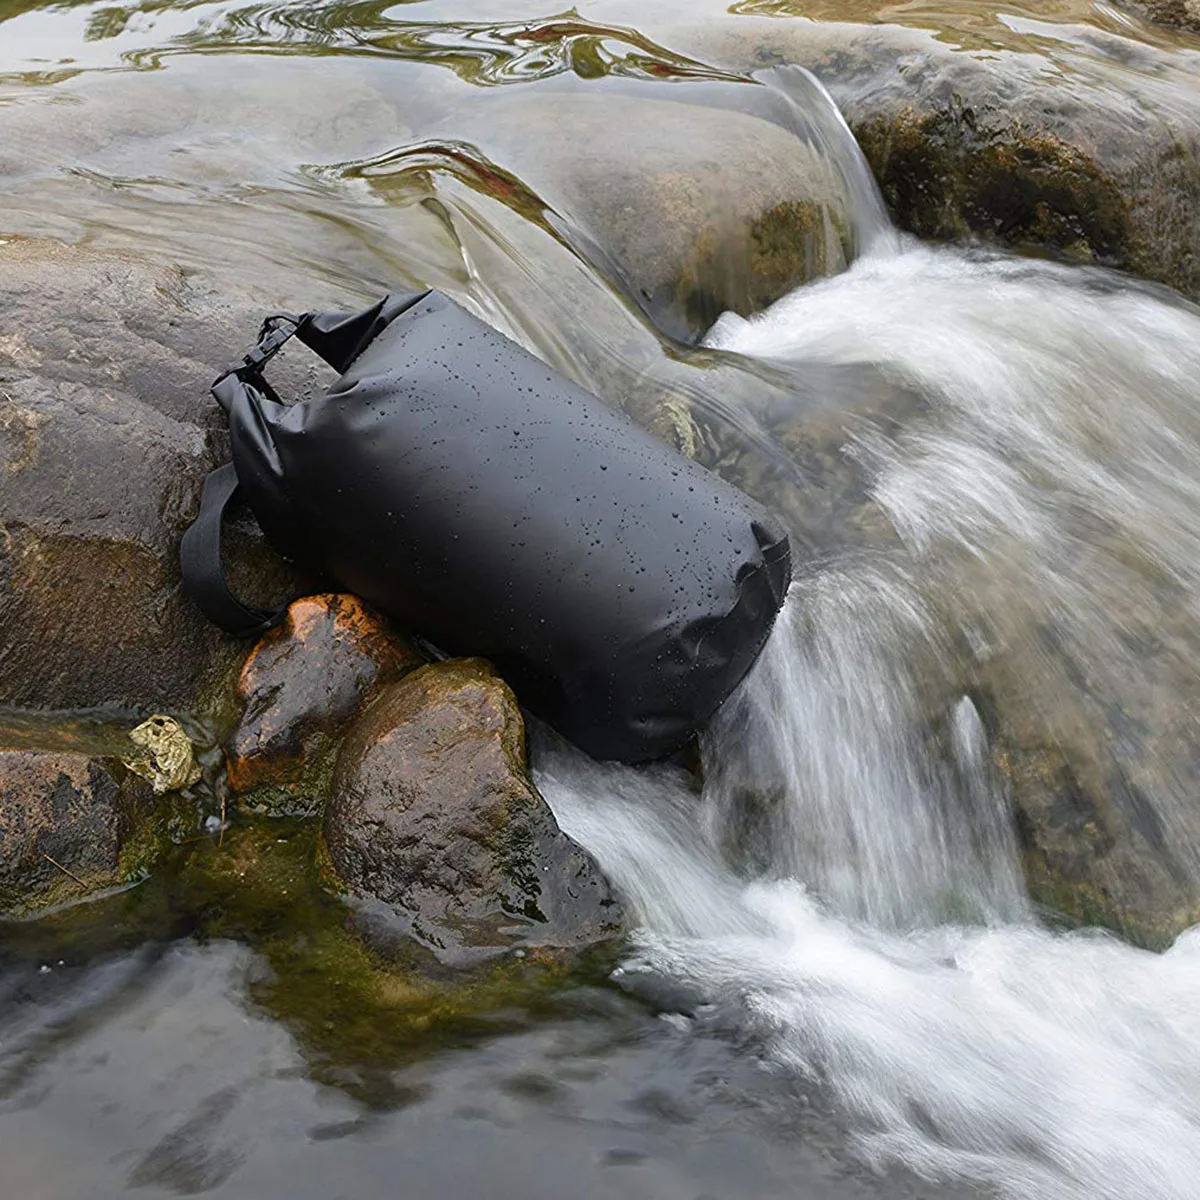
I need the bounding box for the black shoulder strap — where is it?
[181,312,307,637]
[180,462,285,637]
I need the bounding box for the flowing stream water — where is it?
[4,2,1200,1198]
[538,239,1200,1198]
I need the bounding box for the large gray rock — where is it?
[0,237,318,714]
[659,14,1200,297]
[324,659,624,967]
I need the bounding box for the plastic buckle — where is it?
[241,314,301,375]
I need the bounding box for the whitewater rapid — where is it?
[537,235,1200,1200]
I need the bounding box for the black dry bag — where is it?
[181,291,791,763]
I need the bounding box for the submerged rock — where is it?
[975,619,1200,948]
[0,712,193,916]
[378,75,868,343]
[227,594,424,816]
[324,659,623,968]
[2,812,614,1104]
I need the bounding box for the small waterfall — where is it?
[761,64,901,260]
[701,575,1028,929]
[706,245,1200,892]
[539,616,1200,1198]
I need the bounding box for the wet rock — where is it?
[324,659,623,968]
[1125,0,1200,32]
[0,712,188,916]
[0,236,336,715]
[995,735,1200,948]
[383,76,866,343]
[126,715,203,795]
[662,16,1200,297]
[6,812,615,1102]
[227,594,424,816]
[973,615,1200,948]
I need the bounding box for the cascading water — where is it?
[699,570,1028,930]
[536,69,1200,1200]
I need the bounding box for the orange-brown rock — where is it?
[226,594,423,816]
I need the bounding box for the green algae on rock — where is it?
[175,819,619,1094]
[325,659,624,969]
[0,813,621,1106]
[660,16,1200,297]
[975,647,1200,950]
[0,711,201,917]
[995,739,1200,950]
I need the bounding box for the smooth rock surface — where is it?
[979,632,1200,948]
[377,75,869,343]
[662,14,1200,297]
[325,659,623,967]
[227,594,424,816]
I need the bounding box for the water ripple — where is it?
[134,3,743,85]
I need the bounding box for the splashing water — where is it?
[707,245,1200,893]
[538,603,1200,1199]
[699,574,1028,930]
[537,98,1200,1193]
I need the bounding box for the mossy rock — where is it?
[0,813,621,1105]
[854,105,1130,269]
[984,695,1200,950]
[0,709,202,917]
[325,659,625,969]
[660,16,1200,297]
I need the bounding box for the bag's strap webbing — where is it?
[180,462,286,637]
[181,291,428,637]
[181,314,308,637]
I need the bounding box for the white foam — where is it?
[536,241,1200,1198]
[539,735,1200,1199]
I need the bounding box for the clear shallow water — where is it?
[1,941,971,1200]
[5,1,1200,1198]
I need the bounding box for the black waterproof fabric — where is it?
[182,291,791,763]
